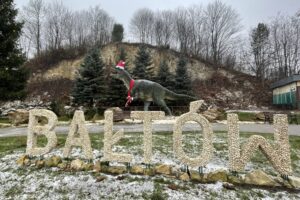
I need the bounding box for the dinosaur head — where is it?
[111,67,125,81]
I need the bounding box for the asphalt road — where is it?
[0,123,299,137]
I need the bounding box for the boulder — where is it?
[179,173,190,181]
[144,168,155,176]
[57,162,68,170]
[223,182,235,190]
[45,158,54,167]
[244,170,279,187]
[130,165,144,175]
[93,161,101,172]
[155,164,172,175]
[202,108,223,122]
[227,175,244,185]
[255,112,265,121]
[35,160,45,168]
[107,166,127,175]
[107,107,124,122]
[83,163,94,171]
[96,175,107,182]
[16,155,29,166]
[207,169,228,182]
[190,171,203,182]
[70,159,85,171]
[7,109,29,126]
[51,156,62,166]
[288,176,300,189]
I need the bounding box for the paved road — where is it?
[0,123,299,137]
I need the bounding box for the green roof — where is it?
[271,75,300,89]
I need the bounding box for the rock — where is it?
[207,170,228,183]
[190,171,203,182]
[130,165,144,175]
[255,112,265,121]
[227,175,244,185]
[57,162,67,170]
[179,173,190,181]
[16,155,29,166]
[155,164,172,175]
[144,168,155,176]
[7,109,29,126]
[288,176,300,189]
[202,108,222,122]
[244,170,279,187]
[45,158,54,167]
[83,163,94,171]
[51,156,62,166]
[107,166,127,175]
[35,160,45,168]
[93,161,101,172]
[223,182,235,190]
[70,159,85,171]
[168,184,179,190]
[116,175,127,180]
[96,175,107,182]
[107,107,124,122]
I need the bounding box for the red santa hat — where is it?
[116,60,125,70]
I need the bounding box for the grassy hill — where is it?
[24,43,271,109]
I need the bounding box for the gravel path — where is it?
[0,122,299,137]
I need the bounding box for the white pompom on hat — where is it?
[116,60,125,69]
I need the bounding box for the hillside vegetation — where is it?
[25,43,271,109]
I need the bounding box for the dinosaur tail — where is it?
[165,89,197,101]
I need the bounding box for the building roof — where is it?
[271,74,300,89]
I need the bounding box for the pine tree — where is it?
[132,45,153,80]
[72,48,106,108]
[0,0,28,100]
[156,60,175,91]
[106,48,128,107]
[174,57,192,95]
[111,24,124,42]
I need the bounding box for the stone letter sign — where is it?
[26,109,57,156]
[25,100,293,176]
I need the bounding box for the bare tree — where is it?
[87,6,114,47]
[269,14,300,78]
[21,0,44,56]
[173,7,191,53]
[153,10,174,47]
[44,1,69,50]
[205,0,241,64]
[130,8,154,43]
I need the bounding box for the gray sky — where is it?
[15,0,300,37]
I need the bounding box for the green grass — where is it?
[233,112,257,121]
[0,117,10,123]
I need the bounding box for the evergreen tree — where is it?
[174,57,192,95]
[106,48,128,106]
[72,48,106,108]
[0,0,28,100]
[156,60,175,91]
[132,45,153,79]
[111,24,124,42]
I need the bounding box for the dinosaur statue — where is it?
[112,61,196,115]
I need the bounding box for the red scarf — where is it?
[125,79,135,107]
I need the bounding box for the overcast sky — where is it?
[15,0,300,38]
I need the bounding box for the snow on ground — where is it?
[1,132,300,199]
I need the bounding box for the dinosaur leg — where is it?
[144,101,151,111]
[154,99,172,116]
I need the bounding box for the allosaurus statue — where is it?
[112,61,196,115]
